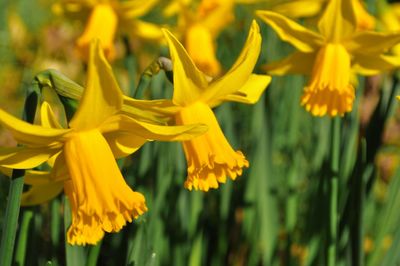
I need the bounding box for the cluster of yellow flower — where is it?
[0,0,399,247]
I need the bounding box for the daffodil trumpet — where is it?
[162,21,271,191]
[0,40,207,245]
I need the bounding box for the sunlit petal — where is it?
[0,146,61,169]
[185,23,221,76]
[76,4,118,60]
[70,40,123,130]
[201,21,263,103]
[162,28,208,106]
[256,10,324,52]
[103,132,146,158]
[271,0,323,18]
[263,51,316,75]
[100,114,208,142]
[122,97,179,123]
[40,102,63,129]
[211,74,271,106]
[317,0,356,42]
[0,109,69,146]
[352,54,400,76]
[344,31,400,54]
[117,0,159,19]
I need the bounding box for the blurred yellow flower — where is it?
[165,0,235,76]
[55,0,163,60]
[163,21,271,191]
[378,1,400,56]
[239,0,375,30]
[0,41,207,245]
[258,0,400,117]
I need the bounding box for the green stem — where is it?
[87,241,102,266]
[0,170,25,266]
[0,90,38,266]
[328,117,340,266]
[14,210,33,266]
[351,139,367,266]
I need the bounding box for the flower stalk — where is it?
[328,117,340,266]
[0,89,39,266]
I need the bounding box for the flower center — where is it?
[175,102,248,191]
[63,130,147,245]
[301,43,355,116]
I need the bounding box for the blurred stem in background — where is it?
[328,117,340,266]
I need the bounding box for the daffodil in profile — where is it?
[163,21,271,191]
[55,0,163,60]
[257,0,400,117]
[0,40,207,245]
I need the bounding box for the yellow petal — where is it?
[100,114,208,142]
[352,54,400,76]
[21,182,64,206]
[40,102,63,129]
[70,40,123,130]
[0,166,55,185]
[201,21,262,103]
[104,132,146,158]
[0,146,61,169]
[117,0,159,19]
[162,28,208,106]
[0,109,69,146]
[271,0,324,18]
[317,0,356,42]
[25,170,54,185]
[185,23,221,77]
[256,10,324,53]
[76,4,118,60]
[354,0,375,31]
[263,51,316,75]
[122,97,179,123]
[212,74,271,106]
[344,31,400,54]
[51,152,70,182]
[202,0,235,37]
[126,20,164,41]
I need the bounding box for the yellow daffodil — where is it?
[257,0,400,117]
[163,21,271,191]
[0,40,207,245]
[55,0,163,60]
[165,0,235,76]
[239,0,375,30]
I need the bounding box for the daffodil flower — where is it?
[257,0,400,117]
[165,0,235,76]
[163,21,271,191]
[0,41,207,245]
[55,0,163,60]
